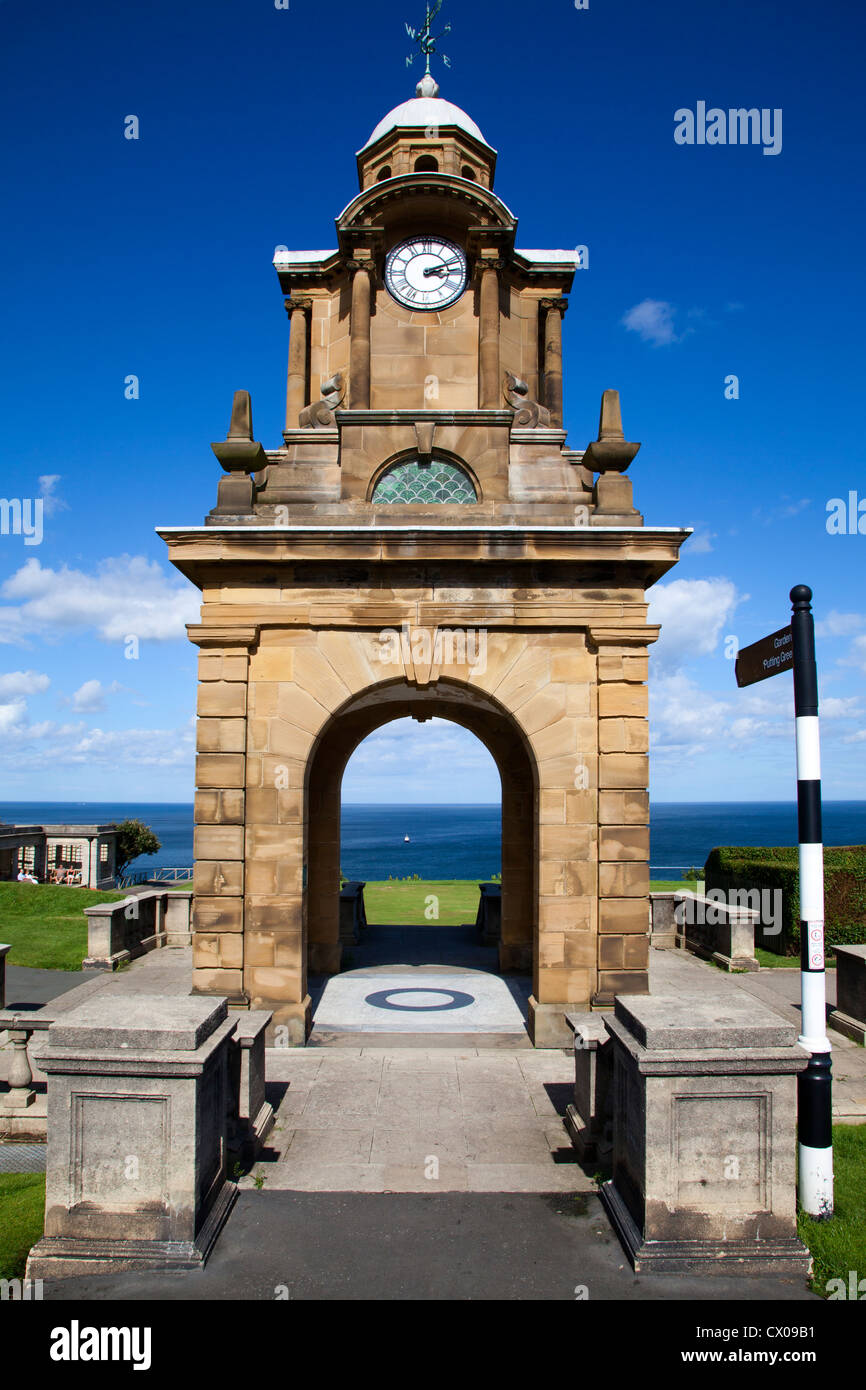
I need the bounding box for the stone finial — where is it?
[416,73,440,97]
[583,389,640,474]
[211,390,267,474]
[504,372,551,429]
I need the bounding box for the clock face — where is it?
[385,237,468,311]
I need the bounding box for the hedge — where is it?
[704,846,866,956]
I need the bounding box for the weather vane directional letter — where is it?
[405,1,451,74]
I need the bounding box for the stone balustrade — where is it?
[338,881,367,946]
[228,1011,274,1161]
[475,882,502,944]
[0,1009,52,1138]
[650,890,760,971]
[564,1011,612,1162]
[83,889,193,970]
[829,944,866,1044]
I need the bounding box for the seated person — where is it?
[17,867,39,884]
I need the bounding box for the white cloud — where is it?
[649,672,731,755]
[0,555,199,644]
[38,475,68,517]
[821,696,862,719]
[3,718,195,770]
[688,529,716,554]
[622,299,682,346]
[0,698,27,734]
[0,669,50,697]
[648,577,743,672]
[817,611,866,638]
[71,679,107,712]
[846,635,866,673]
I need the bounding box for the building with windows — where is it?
[0,823,118,888]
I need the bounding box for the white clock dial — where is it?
[385,237,468,311]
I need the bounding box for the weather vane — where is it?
[405,1,451,76]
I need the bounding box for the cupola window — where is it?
[372,458,477,505]
[414,154,439,173]
[376,165,392,181]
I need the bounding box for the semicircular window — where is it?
[371,458,477,505]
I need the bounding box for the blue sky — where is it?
[0,0,864,804]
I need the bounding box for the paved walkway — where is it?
[40,1192,817,1302]
[259,1044,583,1192]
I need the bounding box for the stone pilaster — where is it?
[590,627,655,1006]
[478,260,502,409]
[284,297,311,429]
[188,624,258,1007]
[348,261,372,409]
[541,297,567,428]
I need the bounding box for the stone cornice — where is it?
[186,624,260,650]
[334,409,514,427]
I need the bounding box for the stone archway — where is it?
[306,679,537,986]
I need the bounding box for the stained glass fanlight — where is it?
[371,458,477,505]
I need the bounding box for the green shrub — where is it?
[705,846,866,955]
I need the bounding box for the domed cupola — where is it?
[356,73,497,192]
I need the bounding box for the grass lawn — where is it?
[649,879,694,893]
[799,1125,866,1296]
[0,882,125,970]
[0,1173,45,1280]
[755,946,838,969]
[363,879,484,926]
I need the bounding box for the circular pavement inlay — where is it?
[364,987,475,1013]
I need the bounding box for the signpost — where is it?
[735,586,833,1219]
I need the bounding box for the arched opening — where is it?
[461,165,476,181]
[414,154,439,173]
[376,165,392,182]
[306,680,537,1040]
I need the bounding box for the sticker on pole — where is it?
[735,625,793,688]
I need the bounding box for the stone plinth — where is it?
[26,994,238,1280]
[600,992,811,1274]
[164,890,194,947]
[648,894,676,950]
[829,944,866,1045]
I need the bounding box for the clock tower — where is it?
[160,58,688,1046]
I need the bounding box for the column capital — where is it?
[284,296,312,316]
[540,296,569,315]
[345,258,373,276]
[475,257,506,279]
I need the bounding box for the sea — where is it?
[2,800,866,881]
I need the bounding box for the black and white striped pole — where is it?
[790,584,833,1219]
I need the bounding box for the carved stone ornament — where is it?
[504,371,551,428]
[299,372,346,429]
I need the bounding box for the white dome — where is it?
[360,96,493,153]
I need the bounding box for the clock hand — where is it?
[423,260,463,278]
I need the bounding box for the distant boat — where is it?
[404,834,410,843]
